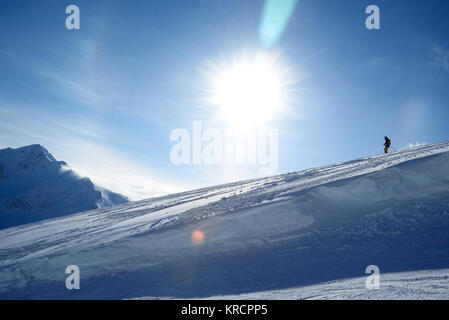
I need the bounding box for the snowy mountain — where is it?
[1,141,449,299]
[0,145,129,229]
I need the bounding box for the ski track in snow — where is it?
[1,142,449,299]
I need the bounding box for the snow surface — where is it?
[1,142,449,299]
[0,145,129,229]
[136,268,449,300]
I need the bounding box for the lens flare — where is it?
[191,230,205,245]
[259,0,299,49]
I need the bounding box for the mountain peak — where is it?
[0,144,59,173]
[0,144,129,229]
[15,144,56,162]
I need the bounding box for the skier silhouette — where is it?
[384,136,391,154]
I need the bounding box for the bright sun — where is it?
[208,51,289,131]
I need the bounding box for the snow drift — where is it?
[0,141,449,299]
[0,145,129,229]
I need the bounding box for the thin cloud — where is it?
[0,103,182,200]
[431,46,449,72]
[35,68,104,107]
[63,141,183,201]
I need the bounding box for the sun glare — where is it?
[207,51,289,131]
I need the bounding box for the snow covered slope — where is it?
[1,141,449,299]
[136,268,449,300]
[0,145,129,229]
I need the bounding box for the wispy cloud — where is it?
[0,102,182,200]
[36,69,104,107]
[63,140,183,201]
[431,46,449,72]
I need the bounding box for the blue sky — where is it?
[1,0,449,199]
